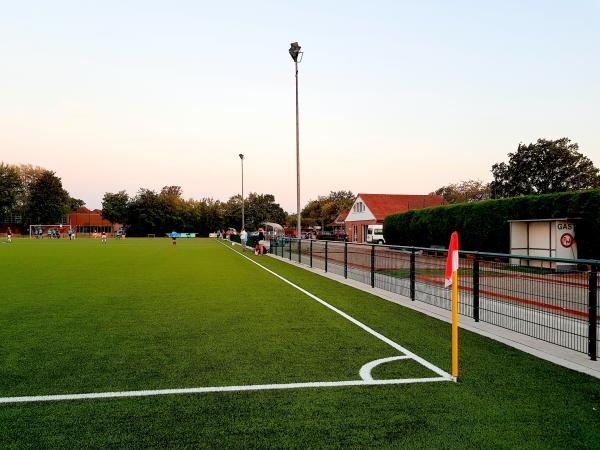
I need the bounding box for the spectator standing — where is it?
[258,228,265,255]
[240,228,248,250]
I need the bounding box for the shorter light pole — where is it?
[239,153,245,231]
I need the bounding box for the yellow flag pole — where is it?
[451,270,459,381]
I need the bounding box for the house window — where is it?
[352,225,358,242]
[354,201,365,213]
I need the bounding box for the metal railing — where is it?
[270,238,599,360]
[0,214,22,223]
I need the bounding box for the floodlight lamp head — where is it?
[289,42,301,62]
[239,153,244,160]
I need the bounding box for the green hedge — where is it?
[383,190,600,258]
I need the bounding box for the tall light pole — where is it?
[239,153,245,231]
[289,42,303,238]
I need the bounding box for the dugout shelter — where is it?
[509,218,579,269]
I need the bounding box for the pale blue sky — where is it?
[1,1,598,211]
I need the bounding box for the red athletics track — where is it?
[291,245,599,321]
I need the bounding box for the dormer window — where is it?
[353,201,365,213]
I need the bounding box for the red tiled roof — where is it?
[326,210,350,228]
[357,194,446,221]
[334,210,349,223]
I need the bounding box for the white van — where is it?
[366,225,385,244]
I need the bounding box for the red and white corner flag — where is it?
[446,231,460,380]
[444,232,459,287]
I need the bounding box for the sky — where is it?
[1,1,599,212]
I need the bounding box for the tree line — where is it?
[0,160,353,237]
[101,187,288,236]
[0,163,84,225]
[102,188,356,236]
[5,137,592,235]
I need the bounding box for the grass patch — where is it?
[370,359,436,380]
[0,238,599,448]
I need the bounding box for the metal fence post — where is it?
[298,239,302,263]
[473,254,480,322]
[410,248,415,301]
[289,239,292,260]
[589,265,598,361]
[344,242,348,279]
[325,241,328,272]
[310,240,313,268]
[371,245,375,288]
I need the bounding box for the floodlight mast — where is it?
[289,42,303,238]
[239,153,245,231]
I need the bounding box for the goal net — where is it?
[29,224,72,239]
[147,234,156,238]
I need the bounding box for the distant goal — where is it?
[147,234,156,238]
[29,224,71,239]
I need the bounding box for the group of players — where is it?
[32,227,72,239]
[4,227,115,243]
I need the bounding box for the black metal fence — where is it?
[270,238,599,361]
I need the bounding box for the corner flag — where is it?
[445,231,459,381]
[445,231,459,288]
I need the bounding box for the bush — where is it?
[383,189,600,258]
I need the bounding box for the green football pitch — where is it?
[1,238,599,448]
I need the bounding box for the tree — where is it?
[0,163,24,217]
[68,197,86,211]
[490,138,600,198]
[301,190,355,229]
[158,186,185,231]
[16,164,45,191]
[430,180,491,204]
[285,213,316,228]
[125,189,163,236]
[123,187,189,236]
[201,198,225,233]
[102,191,129,224]
[184,198,224,235]
[222,194,243,230]
[222,193,287,231]
[25,170,70,223]
[244,193,287,230]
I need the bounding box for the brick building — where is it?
[327,210,349,240]
[345,194,446,243]
[68,207,122,235]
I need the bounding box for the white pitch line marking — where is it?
[219,241,453,381]
[0,377,449,404]
[359,356,411,381]
[0,242,453,405]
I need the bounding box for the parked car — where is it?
[366,225,385,244]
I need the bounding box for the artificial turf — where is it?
[1,238,599,449]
